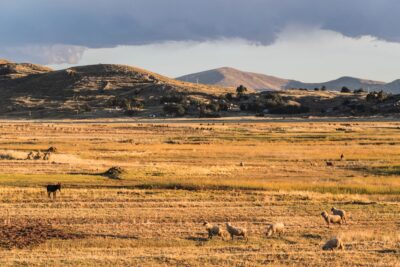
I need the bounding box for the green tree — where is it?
[236,85,248,97]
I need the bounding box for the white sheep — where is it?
[266,223,285,237]
[226,222,248,241]
[203,222,227,240]
[331,207,347,224]
[322,237,344,251]
[321,211,342,227]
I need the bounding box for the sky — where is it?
[1,0,399,82]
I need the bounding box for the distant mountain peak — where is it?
[177,67,291,91]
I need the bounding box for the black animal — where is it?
[46,183,61,199]
[326,161,334,167]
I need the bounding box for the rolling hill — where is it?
[178,67,400,93]
[177,67,292,91]
[286,76,387,92]
[0,61,237,118]
[0,59,53,80]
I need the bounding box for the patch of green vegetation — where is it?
[365,165,400,176]
[0,173,106,187]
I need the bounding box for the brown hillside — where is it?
[177,67,291,91]
[0,60,53,80]
[0,64,237,118]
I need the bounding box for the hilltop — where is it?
[0,59,53,80]
[177,67,291,91]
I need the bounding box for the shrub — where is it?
[236,85,248,97]
[354,88,365,94]
[366,91,388,102]
[206,103,220,112]
[103,166,125,179]
[225,93,234,101]
[163,103,186,116]
[218,100,229,111]
[160,94,186,104]
[341,87,351,93]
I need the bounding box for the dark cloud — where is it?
[0,0,398,63]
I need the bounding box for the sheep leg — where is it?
[47,191,51,199]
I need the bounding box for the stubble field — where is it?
[0,119,399,266]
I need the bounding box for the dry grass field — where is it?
[0,119,399,266]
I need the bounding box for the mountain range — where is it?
[177,67,400,93]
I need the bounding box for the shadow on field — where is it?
[91,233,138,240]
[376,249,398,254]
[302,233,322,240]
[186,236,209,242]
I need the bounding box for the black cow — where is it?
[46,183,61,199]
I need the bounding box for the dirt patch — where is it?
[0,220,82,249]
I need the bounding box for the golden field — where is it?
[0,119,399,266]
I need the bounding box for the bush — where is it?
[103,166,125,179]
[341,87,351,93]
[236,85,248,97]
[160,94,186,104]
[218,100,229,111]
[206,103,220,112]
[163,103,186,116]
[225,93,234,101]
[354,88,365,94]
[366,91,387,102]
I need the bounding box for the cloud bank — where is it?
[0,0,399,63]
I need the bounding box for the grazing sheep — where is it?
[43,152,51,161]
[326,161,334,167]
[266,223,285,237]
[34,151,44,160]
[3,209,10,226]
[203,222,227,240]
[226,222,248,241]
[46,147,57,153]
[331,207,347,224]
[321,211,342,227]
[26,151,35,160]
[322,237,344,251]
